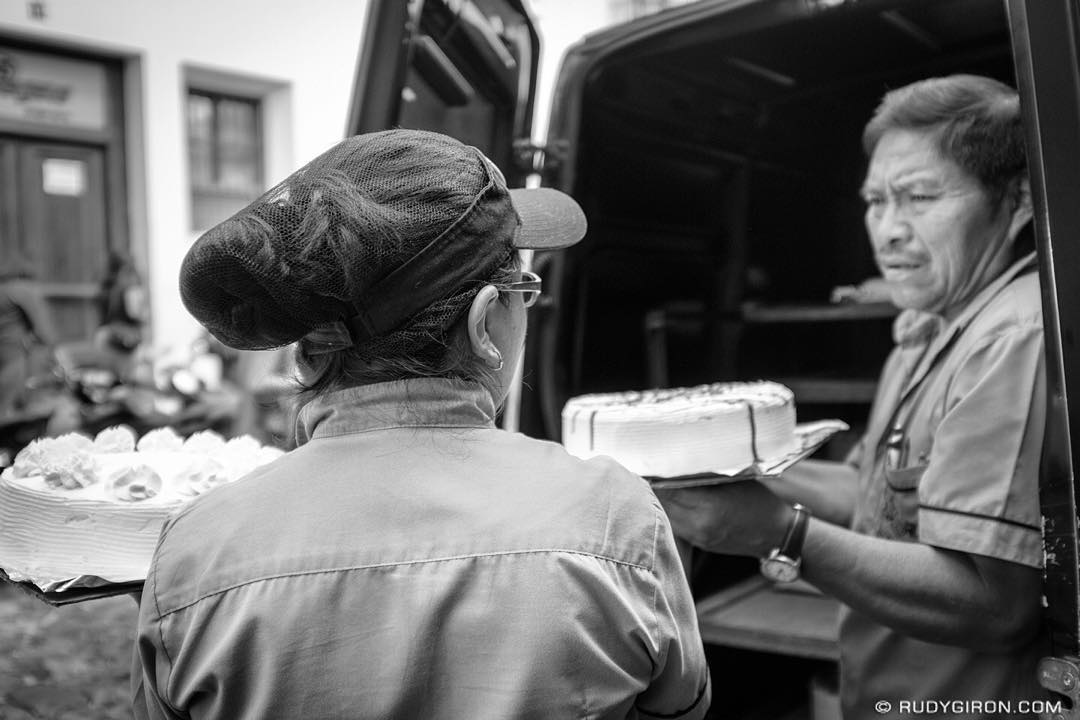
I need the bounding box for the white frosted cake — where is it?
[562,381,797,477]
[0,426,284,585]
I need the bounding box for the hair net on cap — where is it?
[179,129,586,353]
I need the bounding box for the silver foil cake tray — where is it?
[0,567,143,606]
[646,419,849,489]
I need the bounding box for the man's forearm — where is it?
[802,519,1042,652]
[765,459,857,527]
[658,473,1041,652]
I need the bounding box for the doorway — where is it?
[1,137,111,341]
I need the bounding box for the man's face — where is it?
[861,128,1017,318]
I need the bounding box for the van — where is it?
[349,0,1080,713]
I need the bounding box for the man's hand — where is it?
[655,480,796,558]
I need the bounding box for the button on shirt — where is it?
[133,378,710,720]
[839,253,1051,719]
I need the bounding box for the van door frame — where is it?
[1008,0,1080,660]
[344,0,411,135]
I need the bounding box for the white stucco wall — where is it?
[0,0,372,353]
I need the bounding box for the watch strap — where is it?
[778,503,810,560]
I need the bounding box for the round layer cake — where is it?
[0,426,284,585]
[561,381,796,477]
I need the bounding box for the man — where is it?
[660,74,1049,719]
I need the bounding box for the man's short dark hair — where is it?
[862,74,1027,206]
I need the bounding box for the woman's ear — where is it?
[1007,177,1034,242]
[467,285,503,368]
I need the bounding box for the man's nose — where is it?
[872,201,911,250]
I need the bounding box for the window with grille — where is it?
[187,90,263,230]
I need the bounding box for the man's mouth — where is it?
[879,257,923,276]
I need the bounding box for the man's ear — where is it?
[467,285,502,367]
[1007,177,1034,242]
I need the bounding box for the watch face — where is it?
[761,556,800,583]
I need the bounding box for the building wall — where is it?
[0,0,372,352]
[0,1,656,356]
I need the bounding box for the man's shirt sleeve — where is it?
[917,324,1046,568]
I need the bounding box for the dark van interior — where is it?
[524,0,1017,462]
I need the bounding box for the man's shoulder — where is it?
[998,267,1041,306]
[968,270,1043,339]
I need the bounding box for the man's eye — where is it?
[909,193,938,203]
[863,195,884,207]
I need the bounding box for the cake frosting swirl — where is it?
[0,426,285,585]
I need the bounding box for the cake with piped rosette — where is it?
[561,381,797,478]
[0,426,284,585]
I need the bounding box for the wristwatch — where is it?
[759,503,810,583]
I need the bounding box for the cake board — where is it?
[0,567,143,606]
[646,419,848,489]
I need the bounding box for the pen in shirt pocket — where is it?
[885,425,909,469]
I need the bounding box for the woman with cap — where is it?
[132,129,710,720]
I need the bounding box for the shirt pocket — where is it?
[882,464,927,541]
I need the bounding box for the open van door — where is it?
[1009,0,1080,711]
[344,0,540,189]
[344,0,543,428]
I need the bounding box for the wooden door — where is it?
[1,138,109,341]
[0,141,18,269]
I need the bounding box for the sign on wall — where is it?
[42,158,87,196]
[0,47,107,131]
